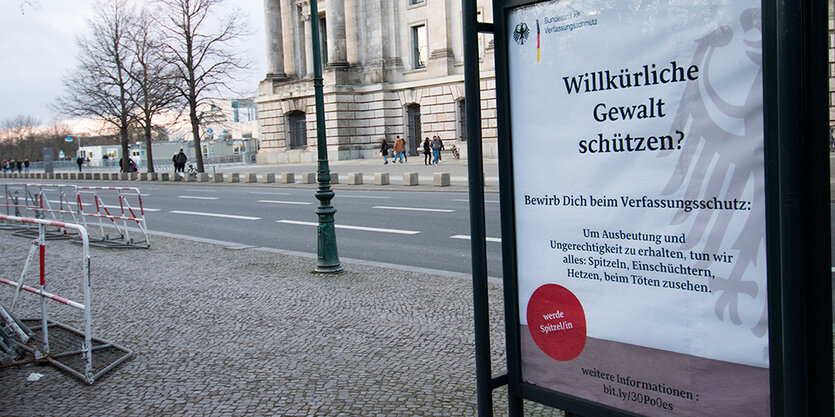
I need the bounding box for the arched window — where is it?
[287,111,307,149]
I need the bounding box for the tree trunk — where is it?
[190,108,204,173]
[144,117,155,172]
[120,124,130,174]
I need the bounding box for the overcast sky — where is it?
[0,0,266,127]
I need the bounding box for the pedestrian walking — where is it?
[423,137,431,165]
[431,136,442,165]
[380,138,390,164]
[437,136,444,162]
[176,149,188,176]
[76,155,83,172]
[15,160,22,173]
[172,153,179,173]
[393,136,405,163]
[23,159,29,173]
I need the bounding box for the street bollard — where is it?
[403,172,419,186]
[374,172,390,185]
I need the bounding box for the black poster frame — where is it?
[488,0,832,416]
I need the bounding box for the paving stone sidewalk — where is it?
[0,232,560,416]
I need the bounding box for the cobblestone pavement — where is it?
[0,232,562,416]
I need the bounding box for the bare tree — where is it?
[0,115,41,159]
[126,8,181,173]
[0,116,74,162]
[54,0,136,173]
[156,0,249,173]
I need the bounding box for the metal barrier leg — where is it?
[11,239,39,311]
[37,224,49,357]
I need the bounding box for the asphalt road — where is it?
[105,183,506,277]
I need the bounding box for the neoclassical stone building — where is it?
[255,0,496,164]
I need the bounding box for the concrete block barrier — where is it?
[280,172,295,184]
[262,173,275,183]
[300,173,316,184]
[107,173,118,180]
[227,173,240,183]
[434,172,451,187]
[120,173,129,180]
[403,172,419,186]
[212,173,224,183]
[330,172,339,184]
[374,172,390,186]
[196,173,209,182]
[347,172,363,185]
[172,173,182,182]
[85,173,94,180]
[129,173,138,181]
[138,173,148,181]
[244,173,257,183]
[148,173,159,181]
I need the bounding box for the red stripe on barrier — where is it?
[39,243,45,286]
[0,279,85,310]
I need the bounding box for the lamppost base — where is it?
[314,264,343,273]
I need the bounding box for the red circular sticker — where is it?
[526,284,587,361]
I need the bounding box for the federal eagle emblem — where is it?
[513,23,530,45]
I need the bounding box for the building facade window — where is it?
[319,15,328,66]
[412,24,427,69]
[410,0,424,4]
[288,111,307,149]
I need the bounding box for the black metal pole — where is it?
[462,1,499,416]
[310,0,342,273]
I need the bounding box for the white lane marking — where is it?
[250,191,291,195]
[454,199,500,203]
[372,206,454,213]
[277,220,420,235]
[337,195,391,199]
[48,200,161,212]
[171,210,261,220]
[450,234,502,243]
[177,196,219,200]
[258,200,313,205]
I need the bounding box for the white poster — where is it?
[507,1,768,415]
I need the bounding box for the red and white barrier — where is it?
[1,183,149,248]
[0,214,94,382]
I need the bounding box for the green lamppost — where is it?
[310,0,342,273]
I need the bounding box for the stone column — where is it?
[343,0,357,64]
[299,1,315,78]
[264,0,286,79]
[426,1,454,77]
[325,0,348,67]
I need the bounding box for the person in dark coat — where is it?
[76,156,84,172]
[423,137,431,165]
[176,149,188,175]
[380,139,389,164]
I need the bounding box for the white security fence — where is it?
[0,215,133,384]
[0,183,149,248]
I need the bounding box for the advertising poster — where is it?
[507,1,768,415]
